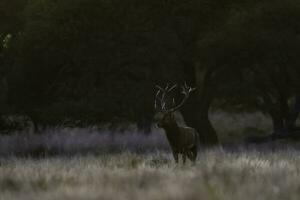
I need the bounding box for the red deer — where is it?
[154,83,199,164]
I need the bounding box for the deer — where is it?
[154,83,199,164]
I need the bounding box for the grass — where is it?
[1,149,300,200]
[0,111,299,200]
[0,111,273,156]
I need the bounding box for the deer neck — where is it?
[163,121,181,143]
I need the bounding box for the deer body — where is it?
[154,83,199,164]
[162,122,198,163]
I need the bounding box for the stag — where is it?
[154,83,199,164]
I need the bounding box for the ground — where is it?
[1,149,300,200]
[0,112,298,200]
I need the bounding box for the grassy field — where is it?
[0,112,298,200]
[1,149,300,200]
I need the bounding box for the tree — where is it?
[9,0,187,131]
[197,0,300,139]
[0,0,27,132]
[151,0,235,146]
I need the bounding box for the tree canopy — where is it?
[1,0,300,144]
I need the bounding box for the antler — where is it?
[167,82,196,113]
[154,83,177,111]
[154,82,196,112]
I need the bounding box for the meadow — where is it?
[0,112,299,200]
[1,149,300,200]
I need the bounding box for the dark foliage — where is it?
[1,0,300,144]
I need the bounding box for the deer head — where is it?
[154,83,196,128]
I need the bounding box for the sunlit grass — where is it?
[1,149,300,200]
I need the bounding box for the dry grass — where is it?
[0,111,299,200]
[1,149,300,200]
[0,111,273,156]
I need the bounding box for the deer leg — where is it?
[187,151,194,161]
[172,151,179,163]
[182,151,187,164]
[191,146,197,163]
[186,147,197,163]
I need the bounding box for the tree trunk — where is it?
[198,95,219,146]
[269,110,285,134]
[0,116,5,131]
[262,92,291,135]
[182,65,219,146]
[287,95,300,131]
[27,110,44,134]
